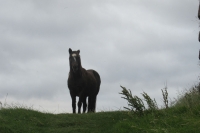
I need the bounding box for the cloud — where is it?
[0,0,199,113]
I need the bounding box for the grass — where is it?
[1,105,200,133]
[1,84,200,133]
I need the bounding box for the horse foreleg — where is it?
[72,96,76,114]
[70,91,76,114]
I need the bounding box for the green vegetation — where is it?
[1,84,200,133]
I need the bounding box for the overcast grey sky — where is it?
[0,0,199,113]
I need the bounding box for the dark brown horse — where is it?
[67,48,101,113]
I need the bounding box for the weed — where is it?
[161,86,169,109]
[119,85,160,115]
[119,86,145,115]
[0,101,2,110]
[141,91,158,111]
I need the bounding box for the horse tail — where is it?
[94,96,97,112]
[87,69,101,112]
[88,95,97,112]
[92,70,101,95]
[93,70,101,112]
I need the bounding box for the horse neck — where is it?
[70,66,83,78]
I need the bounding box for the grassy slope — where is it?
[1,106,200,133]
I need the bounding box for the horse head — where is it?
[69,48,82,74]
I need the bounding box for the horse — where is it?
[67,48,101,113]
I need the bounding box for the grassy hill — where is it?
[1,85,200,133]
[0,106,200,133]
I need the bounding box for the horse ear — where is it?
[69,48,72,54]
[77,50,80,54]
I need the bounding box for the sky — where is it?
[0,0,199,113]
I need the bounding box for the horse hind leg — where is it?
[87,97,92,113]
[94,96,97,112]
[78,96,87,114]
[92,96,97,112]
[82,97,87,113]
[88,95,96,113]
[77,100,82,114]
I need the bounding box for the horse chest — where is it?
[69,78,86,94]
